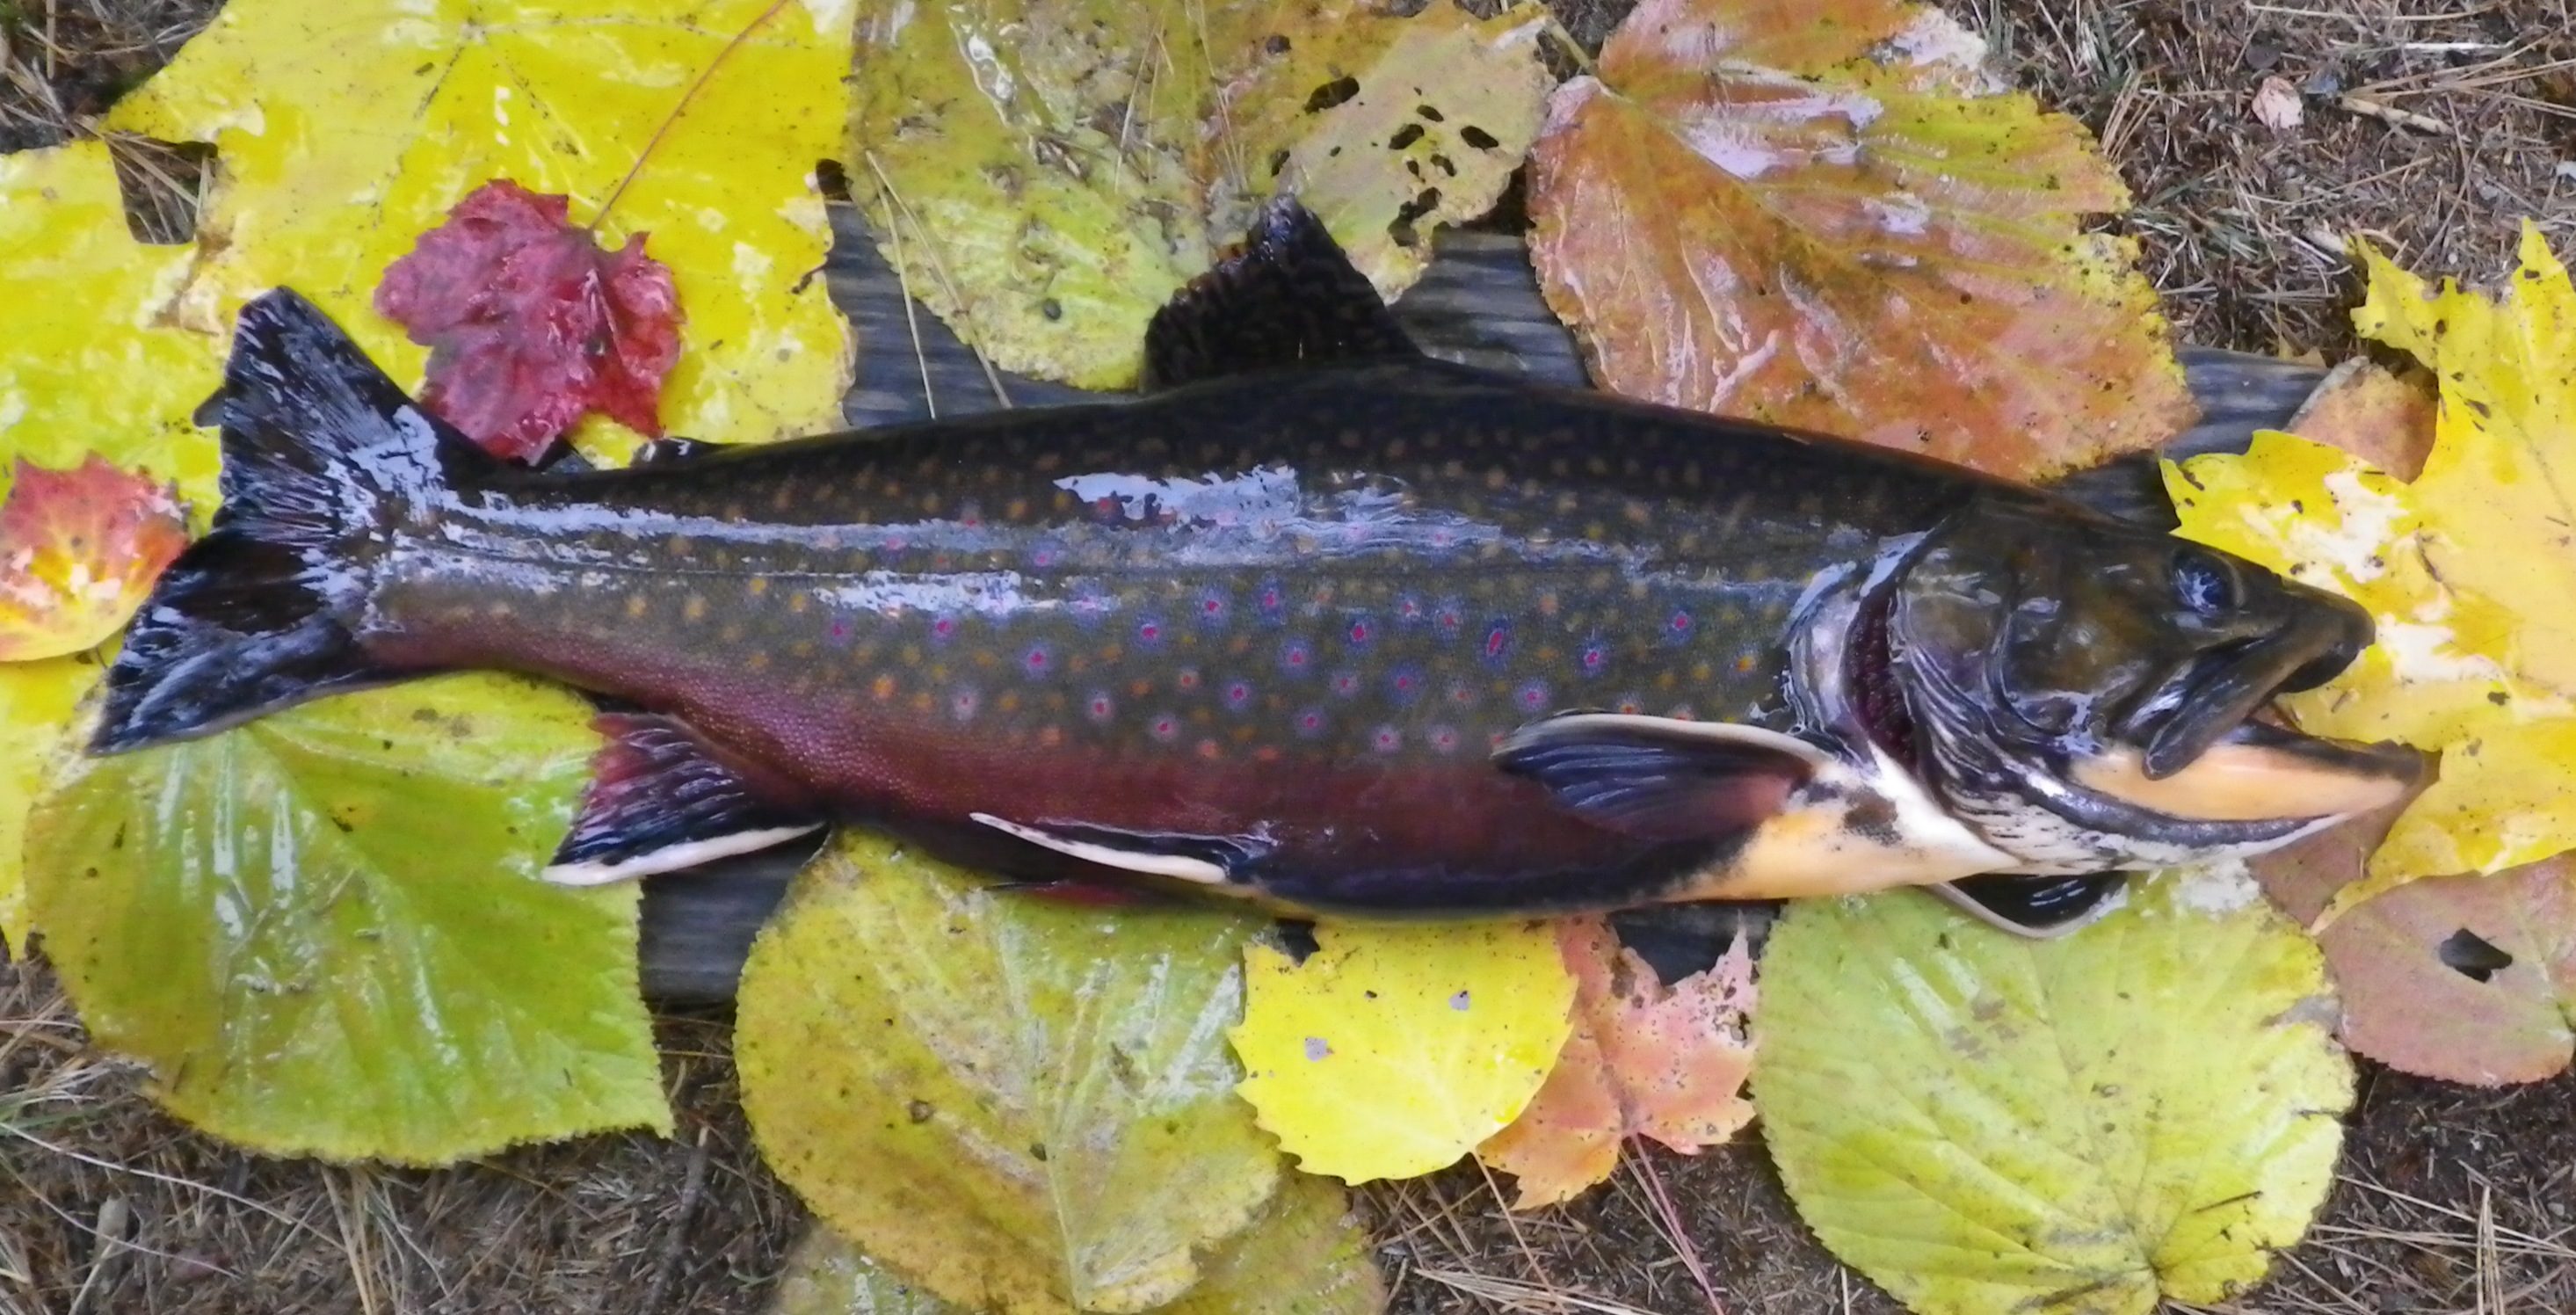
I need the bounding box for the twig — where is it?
[2335,93,2451,135]
[639,1125,714,1315]
[589,0,794,231]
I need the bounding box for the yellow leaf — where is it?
[2166,227,2576,902]
[0,141,223,514]
[2356,225,2576,695]
[846,0,1552,388]
[1229,919,1576,1184]
[102,0,854,447]
[0,656,98,957]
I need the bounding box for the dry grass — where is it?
[8,0,2576,1311]
[0,958,803,1315]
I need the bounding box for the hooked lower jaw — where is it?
[2069,716,2422,825]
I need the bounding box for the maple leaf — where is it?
[102,0,854,450]
[375,180,682,461]
[1227,919,1576,1185]
[1477,917,1756,1209]
[847,0,1551,388]
[2167,225,2576,897]
[2258,807,2576,1086]
[1524,0,2195,480]
[0,455,188,661]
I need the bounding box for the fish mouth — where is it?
[2119,614,2370,781]
[2069,716,2421,825]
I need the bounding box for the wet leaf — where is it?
[1230,919,1575,1185]
[2259,811,2576,1085]
[0,140,224,514]
[1757,874,2352,1315]
[375,179,683,461]
[0,657,98,957]
[1527,0,2193,479]
[1477,917,1755,1208]
[103,0,854,449]
[767,1226,967,1315]
[23,675,666,1162]
[0,455,188,660]
[737,833,1281,1315]
[846,0,1550,388]
[2168,232,2576,896]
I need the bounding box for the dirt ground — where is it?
[5,0,2575,1312]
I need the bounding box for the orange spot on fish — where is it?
[872,674,896,701]
[1038,726,1063,748]
[683,595,707,622]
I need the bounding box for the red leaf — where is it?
[2258,807,2576,1086]
[1478,917,1757,1208]
[375,179,683,461]
[0,454,189,661]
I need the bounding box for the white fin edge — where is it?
[1492,712,1838,767]
[542,824,826,887]
[969,812,1232,885]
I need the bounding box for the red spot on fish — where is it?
[1429,725,1461,754]
[1331,672,1361,697]
[1024,646,1051,675]
[1484,624,1511,659]
[1197,738,1222,759]
[950,689,979,721]
[1295,708,1326,737]
[932,616,957,640]
[1580,641,1608,674]
[1516,680,1550,711]
[1226,680,1253,709]
[1347,620,1371,645]
[1371,725,1403,753]
[1088,693,1114,722]
[1178,668,1201,691]
[1150,714,1180,743]
[1668,610,1694,636]
[1137,620,1164,645]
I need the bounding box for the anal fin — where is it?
[969,813,1274,888]
[546,713,826,886]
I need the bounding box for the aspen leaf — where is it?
[0,656,98,958]
[2259,811,2576,1086]
[2169,228,2576,897]
[845,0,1551,388]
[1758,874,2351,1315]
[0,456,188,661]
[23,675,666,1162]
[0,140,223,514]
[1477,917,1755,1209]
[102,0,854,450]
[1230,919,1575,1184]
[737,834,1281,1315]
[1526,0,2194,479]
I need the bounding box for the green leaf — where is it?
[846,0,1551,389]
[737,833,1283,1315]
[1754,873,2352,1315]
[766,1174,1382,1315]
[24,674,668,1163]
[0,655,98,958]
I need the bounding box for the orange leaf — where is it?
[1526,0,2195,480]
[1477,917,1756,1208]
[0,455,188,660]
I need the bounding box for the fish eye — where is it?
[2171,548,2238,615]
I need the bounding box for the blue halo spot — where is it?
[1148,712,1182,744]
[1329,670,1364,699]
[1224,679,1255,711]
[949,687,981,722]
[1370,724,1404,753]
[1194,586,1231,627]
[1020,643,1056,679]
[1277,637,1317,677]
[1294,707,1329,739]
[1578,637,1611,678]
[1135,615,1168,647]
[1345,615,1377,648]
[1481,619,1514,665]
[1256,578,1290,624]
[1514,679,1552,714]
[1433,599,1468,640]
[1427,724,1462,755]
[1085,691,1116,723]
[1387,664,1427,705]
[1394,593,1427,626]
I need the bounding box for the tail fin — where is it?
[93,289,493,753]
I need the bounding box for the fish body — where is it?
[96,203,2419,934]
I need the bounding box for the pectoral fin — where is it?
[544,714,827,886]
[1491,714,1822,843]
[1931,873,2129,938]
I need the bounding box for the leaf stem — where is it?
[587,0,795,233]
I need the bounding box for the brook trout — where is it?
[96,201,2418,936]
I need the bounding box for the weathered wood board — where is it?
[635,209,2332,1003]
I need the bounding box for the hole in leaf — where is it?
[2436,928,2514,982]
[1273,919,1321,964]
[1387,122,1425,150]
[1303,75,1361,113]
[1388,186,1441,249]
[107,134,212,245]
[1459,124,1499,149]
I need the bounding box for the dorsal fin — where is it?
[1141,198,1421,392]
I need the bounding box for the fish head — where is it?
[1873,494,2423,871]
